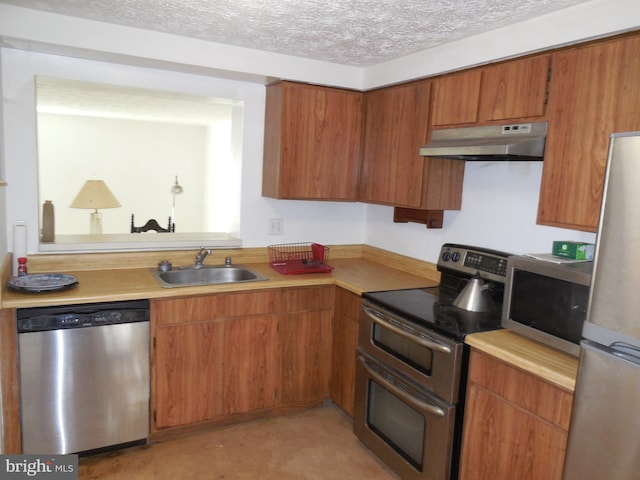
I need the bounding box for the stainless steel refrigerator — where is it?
[563,132,640,479]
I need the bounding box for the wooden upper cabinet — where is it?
[478,54,550,121]
[360,81,430,207]
[431,69,482,126]
[359,80,465,210]
[262,81,363,200]
[538,34,640,231]
[431,55,550,127]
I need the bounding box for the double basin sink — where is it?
[151,264,268,288]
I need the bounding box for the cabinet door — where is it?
[262,81,362,200]
[223,315,278,415]
[280,310,333,405]
[460,384,568,480]
[459,350,573,480]
[330,288,360,417]
[359,80,431,207]
[154,322,223,428]
[538,35,640,231]
[153,291,280,428]
[478,54,550,121]
[431,69,482,126]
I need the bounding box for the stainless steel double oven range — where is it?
[354,244,510,480]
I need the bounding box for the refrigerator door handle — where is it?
[610,341,640,365]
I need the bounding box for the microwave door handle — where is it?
[357,356,445,417]
[363,307,451,354]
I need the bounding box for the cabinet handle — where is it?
[358,356,445,417]
[362,305,452,354]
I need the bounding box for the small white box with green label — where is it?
[552,241,595,260]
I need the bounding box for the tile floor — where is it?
[79,406,399,479]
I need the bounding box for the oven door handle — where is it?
[363,306,452,354]
[357,356,445,417]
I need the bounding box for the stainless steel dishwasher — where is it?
[17,299,150,454]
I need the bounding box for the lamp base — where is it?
[90,211,102,234]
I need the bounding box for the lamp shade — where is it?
[70,180,121,210]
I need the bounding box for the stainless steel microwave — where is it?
[501,255,593,356]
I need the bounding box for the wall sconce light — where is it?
[170,175,184,228]
[70,179,121,234]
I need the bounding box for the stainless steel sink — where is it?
[151,265,268,288]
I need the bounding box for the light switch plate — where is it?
[269,218,284,235]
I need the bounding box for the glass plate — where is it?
[8,273,79,293]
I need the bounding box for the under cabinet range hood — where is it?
[420,121,548,161]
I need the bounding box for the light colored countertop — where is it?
[1,253,439,309]
[2,244,579,391]
[465,329,579,393]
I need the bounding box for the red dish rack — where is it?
[268,243,333,274]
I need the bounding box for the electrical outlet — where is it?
[269,218,284,235]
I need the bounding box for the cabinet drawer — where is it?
[225,290,278,317]
[152,296,224,325]
[282,286,335,313]
[468,350,573,429]
[152,291,279,325]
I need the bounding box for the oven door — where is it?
[359,300,464,403]
[354,352,455,480]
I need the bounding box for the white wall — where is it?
[0,49,367,254]
[38,113,209,234]
[365,163,595,263]
[0,45,595,264]
[2,0,632,262]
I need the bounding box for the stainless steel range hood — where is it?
[419,121,548,161]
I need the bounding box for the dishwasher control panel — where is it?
[17,299,149,333]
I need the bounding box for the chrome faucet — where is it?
[194,247,212,268]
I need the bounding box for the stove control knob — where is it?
[441,252,450,262]
[451,252,461,262]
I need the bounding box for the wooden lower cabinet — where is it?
[329,287,360,417]
[459,350,573,480]
[222,315,279,415]
[152,290,279,430]
[152,286,335,432]
[155,322,224,428]
[0,308,21,453]
[279,286,334,405]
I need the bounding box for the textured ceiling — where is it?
[2,0,593,67]
[36,77,234,126]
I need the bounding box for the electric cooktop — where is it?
[363,286,502,340]
[363,243,512,340]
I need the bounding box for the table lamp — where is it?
[70,180,121,234]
